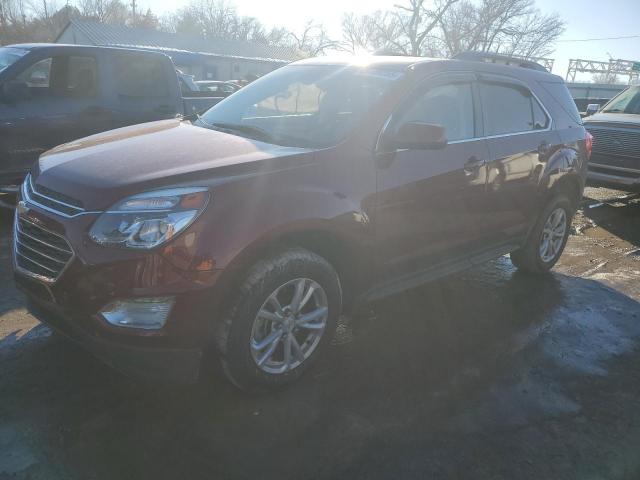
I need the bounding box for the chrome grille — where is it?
[24,174,85,217]
[14,216,73,282]
[586,126,640,159]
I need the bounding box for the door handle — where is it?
[463,156,485,176]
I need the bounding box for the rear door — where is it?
[374,73,493,281]
[108,52,181,127]
[477,75,558,243]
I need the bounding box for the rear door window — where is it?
[480,82,549,136]
[532,100,549,130]
[66,56,99,97]
[540,81,581,124]
[114,54,169,98]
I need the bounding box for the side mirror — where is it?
[394,122,448,150]
[585,104,600,116]
[1,81,30,103]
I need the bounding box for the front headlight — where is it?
[89,187,209,249]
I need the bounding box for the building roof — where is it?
[58,19,301,63]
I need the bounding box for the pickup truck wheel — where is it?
[510,195,573,273]
[215,248,341,392]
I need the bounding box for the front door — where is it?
[0,53,110,183]
[374,74,492,282]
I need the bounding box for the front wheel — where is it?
[215,248,341,391]
[510,195,573,273]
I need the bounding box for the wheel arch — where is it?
[548,173,584,210]
[208,220,371,319]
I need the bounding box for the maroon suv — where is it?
[13,54,590,390]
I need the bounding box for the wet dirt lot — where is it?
[1,187,640,480]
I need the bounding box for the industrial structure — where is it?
[566,58,640,84]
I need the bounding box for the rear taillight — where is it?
[585,131,593,158]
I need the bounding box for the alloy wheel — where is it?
[539,207,567,263]
[249,278,328,374]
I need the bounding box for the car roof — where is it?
[291,55,562,82]
[5,43,168,56]
[292,55,436,70]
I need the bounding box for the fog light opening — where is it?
[100,297,175,330]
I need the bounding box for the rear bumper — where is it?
[18,275,204,384]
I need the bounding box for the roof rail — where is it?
[453,52,548,72]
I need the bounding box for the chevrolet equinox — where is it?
[12,53,591,390]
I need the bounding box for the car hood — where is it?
[33,119,312,210]
[583,112,640,127]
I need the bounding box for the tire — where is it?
[215,247,342,391]
[510,195,573,274]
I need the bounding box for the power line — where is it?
[558,33,640,43]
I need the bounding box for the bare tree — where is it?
[341,0,459,56]
[340,11,404,54]
[165,0,261,40]
[592,72,624,84]
[287,21,338,56]
[77,0,128,24]
[342,0,564,60]
[436,0,564,58]
[161,0,337,57]
[393,0,460,56]
[133,7,159,29]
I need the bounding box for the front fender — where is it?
[164,163,373,274]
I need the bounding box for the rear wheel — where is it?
[510,195,573,273]
[215,248,341,391]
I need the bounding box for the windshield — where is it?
[602,86,640,114]
[0,47,28,74]
[198,64,403,148]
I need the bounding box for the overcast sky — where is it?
[149,0,640,81]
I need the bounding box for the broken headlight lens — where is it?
[89,187,209,249]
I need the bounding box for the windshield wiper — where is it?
[208,122,275,143]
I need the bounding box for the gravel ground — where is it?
[1,187,640,480]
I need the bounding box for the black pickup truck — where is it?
[0,44,226,205]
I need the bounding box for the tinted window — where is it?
[16,58,52,88]
[480,83,547,135]
[532,99,549,129]
[66,56,98,97]
[114,54,169,97]
[15,55,98,98]
[540,81,581,124]
[398,83,475,141]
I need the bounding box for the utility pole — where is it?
[131,0,136,25]
[0,1,6,34]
